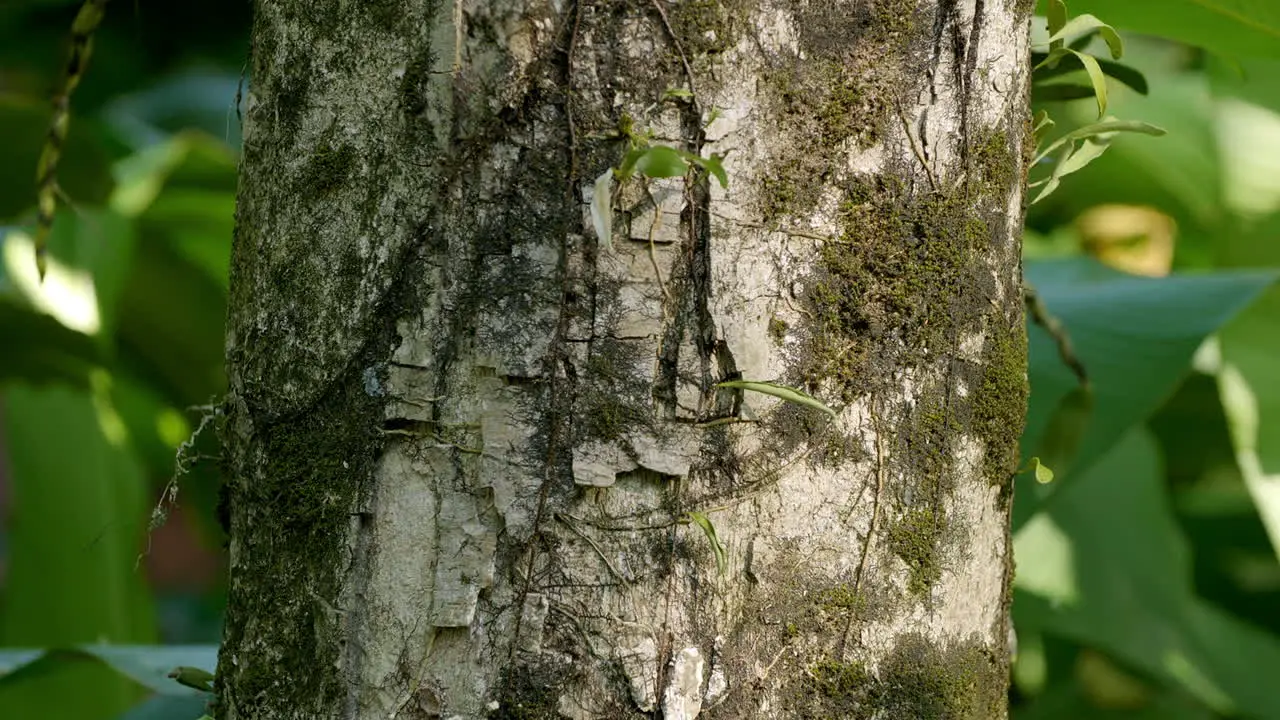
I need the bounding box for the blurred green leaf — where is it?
[115,694,210,720]
[1015,428,1280,717]
[1044,14,1123,60]
[1057,0,1280,59]
[1034,54,1149,95]
[1212,211,1280,564]
[90,646,217,695]
[1017,258,1276,528]
[0,296,101,387]
[0,645,217,697]
[0,383,156,718]
[634,145,689,179]
[115,232,227,407]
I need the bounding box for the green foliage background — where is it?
[2,1,1280,718]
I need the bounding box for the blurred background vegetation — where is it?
[1,0,1280,718]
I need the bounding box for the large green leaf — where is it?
[0,383,156,719]
[115,694,210,720]
[0,297,102,387]
[0,645,215,696]
[1014,428,1280,717]
[1057,0,1280,59]
[1017,258,1276,528]
[1212,211,1280,563]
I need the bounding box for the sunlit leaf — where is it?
[634,145,689,179]
[1045,14,1124,60]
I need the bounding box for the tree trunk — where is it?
[218,0,1032,718]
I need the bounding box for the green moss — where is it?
[786,632,1004,720]
[668,0,750,58]
[299,142,357,196]
[971,130,1019,198]
[973,322,1029,486]
[876,632,1005,719]
[219,374,383,715]
[805,658,872,704]
[886,507,944,596]
[798,177,983,400]
[768,315,788,344]
[817,584,867,613]
[273,51,311,135]
[758,62,890,220]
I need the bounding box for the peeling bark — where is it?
[219,1,1032,718]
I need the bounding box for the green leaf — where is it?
[1029,386,1093,481]
[1034,118,1166,165]
[1044,14,1123,60]
[0,645,217,697]
[634,145,689,179]
[1058,0,1280,60]
[715,379,836,418]
[683,151,729,189]
[590,169,613,250]
[1015,428,1280,717]
[1032,109,1055,136]
[1019,457,1056,484]
[1214,212,1280,563]
[167,666,214,693]
[1046,0,1068,39]
[686,511,728,577]
[616,146,647,181]
[0,297,103,387]
[115,695,211,720]
[1033,53,1149,94]
[0,382,156,718]
[1016,259,1277,529]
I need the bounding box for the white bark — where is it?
[220,1,1032,718]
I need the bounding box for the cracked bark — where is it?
[218,1,1032,718]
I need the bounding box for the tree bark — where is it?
[218,0,1032,718]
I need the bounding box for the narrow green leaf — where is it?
[634,145,689,179]
[1069,49,1110,117]
[1046,0,1068,40]
[1046,14,1123,59]
[1034,118,1166,165]
[686,511,728,577]
[590,170,613,250]
[716,379,836,418]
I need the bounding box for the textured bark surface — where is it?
[219,0,1032,718]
